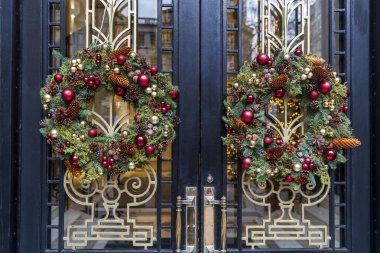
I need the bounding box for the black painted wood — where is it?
[0,0,20,252]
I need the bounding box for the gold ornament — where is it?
[50,129,59,138]
[304,67,310,74]
[248,78,253,85]
[130,52,137,58]
[164,125,170,131]
[80,135,85,141]
[335,77,341,83]
[152,84,157,91]
[151,115,159,125]
[76,137,81,142]
[72,134,77,138]
[329,105,335,111]
[105,65,110,71]
[266,169,272,175]
[163,131,169,137]
[284,54,290,60]
[251,73,257,78]
[151,91,157,98]
[43,104,49,110]
[293,163,301,172]
[301,74,307,80]
[128,162,136,170]
[328,131,334,137]
[307,72,313,79]
[233,82,239,89]
[323,101,329,108]
[320,129,327,136]
[256,168,261,173]
[76,58,82,64]
[80,121,86,128]
[113,67,120,74]
[70,66,77,73]
[44,94,52,103]
[122,130,128,137]
[77,64,84,71]
[145,87,152,94]
[71,59,78,66]
[103,44,109,50]
[249,140,256,148]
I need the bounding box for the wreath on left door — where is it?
[39,45,180,183]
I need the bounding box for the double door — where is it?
[11,0,371,253]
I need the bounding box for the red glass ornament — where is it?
[115,86,126,96]
[302,163,309,170]
[150,66,158,75]
[246,94,255,103]
[96,54,101,60]
[325,149,337,161]
[161,107,168,113]
[65,141,71,147]
[294,49,303,56]
[227,126,236,135]
[276,139,283,145]
[89,75,94,81]
[83,77,89,83]
[117,55,126,65]
[286,175,293,182]
[318,81,332,94]
[160,101,166,107]
[241,157,253,170]
[102,161,108,168]
[166,104,171,110]
[264,136,273,146]
[109,158,115,165]
[169,90,179,100]
[256,53,269,66]
[96,59,101,66]
[135,134,147,147]
[72,161,79,167]
[267,60,273,67]
[47,113,52,119]
[103,156,108,162]
[54,74,63,83]
[309,90,319,100]
[134,114,141,121]
[61,89,76,102]
[146,145,155,155]
[88,128,98,137]
[275,88,285,98]
[340,105,349,112]
[309,163,315,170]
[107,165,113,171]
[241,110,254,123]
[304,157,311,164]
[71,156,79,163]
[138,74,150,87]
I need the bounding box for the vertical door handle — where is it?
[204,187,227,253]
[176,187,197,253]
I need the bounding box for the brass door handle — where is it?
[176,187,197,253]
[204,187,227,253]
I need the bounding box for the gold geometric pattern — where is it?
[63,166,157,249]
[242,171,331,249]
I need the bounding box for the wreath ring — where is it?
[40,45,180,183]
[223,49,361,190]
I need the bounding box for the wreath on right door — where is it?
[222,49,361,190]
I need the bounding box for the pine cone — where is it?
[148,98,162,113]
[109,46,132,59]
[329,112,344,127]
[276,60,292,74]
[64,159,82,177]
[120,143,137,155]
[108,74,130,88]
[305,55,325,66]
[124,85,141,101]
[305,83,317,92]
[270,74,288,90]
[67,100,80,120]
[172,115,181,126]
[310,100,320,110]
[259,73,272,88]
[109,167,123,176]
[312,66,333,81]
[231,118,248,132]
[135,123,146,133]
[250,61,259,71]
[295,172,309,185]
[264,146,285,160]
[332,138,361,149]
[155,141,168,156]
[123,62,133,72]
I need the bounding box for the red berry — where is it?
[71,156,79,163]
[107,165,113,171]
[102,161,108,168]
[286,175,293,182]
[160,101,166,107]
[161,107,168,113]
[109,158,115,165]
[47,113,52,119]
[267,60,273,67]
[304,157,311,164]
[145,145,155,155]
[294,49,303,56]
[276,139,283,145]
[309,163,315,170]
[89,75,94,81]
[275,88,285,98]
[134,114,141,121]
[150,66,158,75]
[115,86,126,96]
[325,149,337,161]
[246,94,255,103]
[169,90,179,100]
[83,77,89,83]
[302,163,309,170]
[103,156,108,162]
[166,104,171,110]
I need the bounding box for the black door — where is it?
[0,0,372,252]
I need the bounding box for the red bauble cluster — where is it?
[160,101,171,113]
[294,49,303,56]
[319,81,332,94]
[264,136,273,146]
[70,155,79,167]
[242,157,252,169]
[84,75,100,90]
[61,88,76,102]
[138,74,150,87]
[150,66,158,75]
[275,88,285,98]
[102,156,115,171]
[275,138,283,145]
[324,149,337,161]
[241,110,254,123]
[169,90,179,100]
[227,126,236,135]
[117,55,126,65]
[145,145,155,155]
[54,73,63,83]
[246,94,255,104]
[96,53,102,66]
[340,105,349,112]
[302,156,315,171]
[115,86,126,96]
[135,134,147,147]
[88,128,98,137]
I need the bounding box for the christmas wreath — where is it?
[40,45,180,183]
[223,49,361,189]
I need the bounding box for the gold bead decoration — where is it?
[323,101,329,108]
[164,125,170,131]
[284,54,290,60]
[301,74,307,80]
[308,72,313,79]
[72,134,77,138]
[328,131,334,137]
[130,52,137,58]
[248,78,253,85]
[76,58,81,64]
[249,140,256,148]
[251,73,257,78]
[163,131,168,137]
[335,77,341,83]
[304,67,310,74]
[76,137,80,141]
[329,105,335,111]
[128,162,136,170]
[332,72,337,77]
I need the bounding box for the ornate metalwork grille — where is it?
[224,0,350,250]
[42,0,178,251]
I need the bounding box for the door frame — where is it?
[0,0,373,252]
